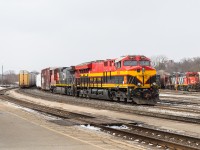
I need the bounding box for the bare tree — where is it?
[155,56,200,74]
[3,70,18,85]
[151,55,168,70]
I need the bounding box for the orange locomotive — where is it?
[74,55,159,104]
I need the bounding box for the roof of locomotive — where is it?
[76,60,104,66]
[75,60,105,70]
[170,72,199,76]
[185,72,199,75]
[41,67,72,71]
[75,55,151,70]
[41,67,57,71]
[115,55,150,63]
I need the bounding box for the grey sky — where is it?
[0,0,200,73]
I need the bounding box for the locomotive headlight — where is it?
[137,83,141,86]
[151,82,156,87]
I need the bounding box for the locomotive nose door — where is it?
[136,67,149,86]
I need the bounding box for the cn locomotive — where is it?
[157,71,200,91]
[38,55,159,105]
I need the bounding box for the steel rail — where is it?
[0,94,200,150]
[17,88,200,124]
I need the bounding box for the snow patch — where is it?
[107,125,129,130]
[80,124,101,131]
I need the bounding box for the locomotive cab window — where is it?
[188,74,196,77]
[124,60,137,66]
[115,61,121,68]
[139,61,150,66]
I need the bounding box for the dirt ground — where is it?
[7,89,200,138]
[0,98,146,150]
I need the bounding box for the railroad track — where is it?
[0,93,200,150]
[17,88,200,124]
[154,104,200,114]
[0,87,17,95]
[159,98,200,105]
[160,90,200,96]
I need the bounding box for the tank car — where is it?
[19,70,36,88]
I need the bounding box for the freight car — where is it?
[19,70,36,88]
[157,70,170,89]
[36,74,41,89]
[39,55,159,105]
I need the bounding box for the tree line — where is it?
[151,55,200,73]
[0,70,18,85]
[0,70,39,85]
[1,56,200,85]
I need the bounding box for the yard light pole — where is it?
[1,65,3,86]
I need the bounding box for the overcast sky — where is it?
[0,0,200,73]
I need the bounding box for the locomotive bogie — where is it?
[51,86,66,94]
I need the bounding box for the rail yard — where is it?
[0,86,200,150]
[1,1,200,149]
[0,54,200,149]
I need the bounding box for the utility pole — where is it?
[1,65,3,86]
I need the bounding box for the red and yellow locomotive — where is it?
[39,55,159,105]
[75,55,159,104]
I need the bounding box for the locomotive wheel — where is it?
[124,98,128,103]
[143,90,151,100]
[187,87,192,92]
[109,91,116,101]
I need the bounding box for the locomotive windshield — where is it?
[124,60,137,66]
[188,74,197,77]
[139,61,150,66]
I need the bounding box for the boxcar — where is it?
[19,70,36,88]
